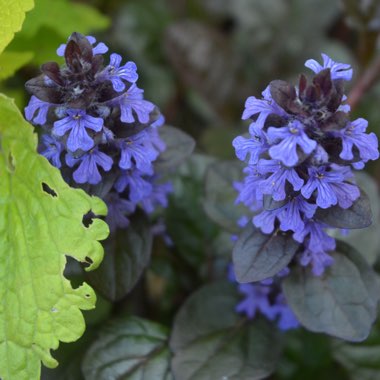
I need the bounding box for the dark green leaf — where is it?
[283,241,380,342]
[154,126,195,172]
[333,323,380,380]
[278,329,348,380]
[165,154,219,268]
[315,190,372,229]
[82,317,172,380]
[170,282,281,380]
[233,226,299,283]
[203,160,245,233]
[331,172,380,265]
[86,211,153,302]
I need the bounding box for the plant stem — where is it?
[348,55,380,110]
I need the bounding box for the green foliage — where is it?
[3,0,109,76]
[82,316,172,379]
[278,330,349,380]
[0,0,33,55]
[283,242,380,342]
[331,172,380,265]
[0,95,108,379]
[154,125,196,172]
[315,190,372,229]
[203,160,245,233]
[110,0,175,107]
[170,281,281,380]
[1,1,380,379]
[18,0,109,38]
[233,226,300,283]
[86,211,153,302]
[0,51,34,80]
[334,323,380,380]
[165,154,219,269]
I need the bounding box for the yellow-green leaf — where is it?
[7,0,109,66]
[0,51,34,80]
[0,94,109,380]
[20,0,109,38]
[0,0,34,55]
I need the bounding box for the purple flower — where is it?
[103,53,138,92]
[312,145,329,165]
[278,196,317,233]
[253,207,284,234]
[141,181,173,213]
[39,134,63,168]
[331,180,360,209]
[301,165,359,209]
[333,118,379,163]
[146,126,166,153]
[339,95,351,113]
[235,166,263,211]
[151,218,173,247]
[304,53,353,81]
[236,283,276,320]
[242,88,287,128]
[267,120,317,167]
[53,109,103,152]
[237,215,250,228]
[105,193,136,232]
[66,149,113,185]
[299,248,334,276]
[233,123,268,165]
[119,131,158,174]
[118,84,155,124]
[257,159,304,201]
[151,114,165,128]
[25,96,52,125]
[57,35,108,56]
[293,220,336,253]
[352,161,365,170]
[272,294,299,330]
[114,170,153,203]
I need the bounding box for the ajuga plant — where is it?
[23,32,196,306]
[231,54,380,341]
[24,32,173,232]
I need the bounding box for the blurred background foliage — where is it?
[6,0,380,379]
[6,0,380,170]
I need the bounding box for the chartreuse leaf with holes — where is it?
[0,0,33,55]
[0,94,109,380]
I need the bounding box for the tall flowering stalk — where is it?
[231,54,379,327]
[25,33,171,231]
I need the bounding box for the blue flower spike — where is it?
[232,54,379,328]
[25,32,172,232]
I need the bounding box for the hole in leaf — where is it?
[81,256,93,270]
[7,152,15,172]
[85,294,91,298]
[82,210,95,228]
[63,256,83,289]
[42,182,57,197]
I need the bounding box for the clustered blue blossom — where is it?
[232,54,379,324]
[25,33,171,231]
[229,265,299,331]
